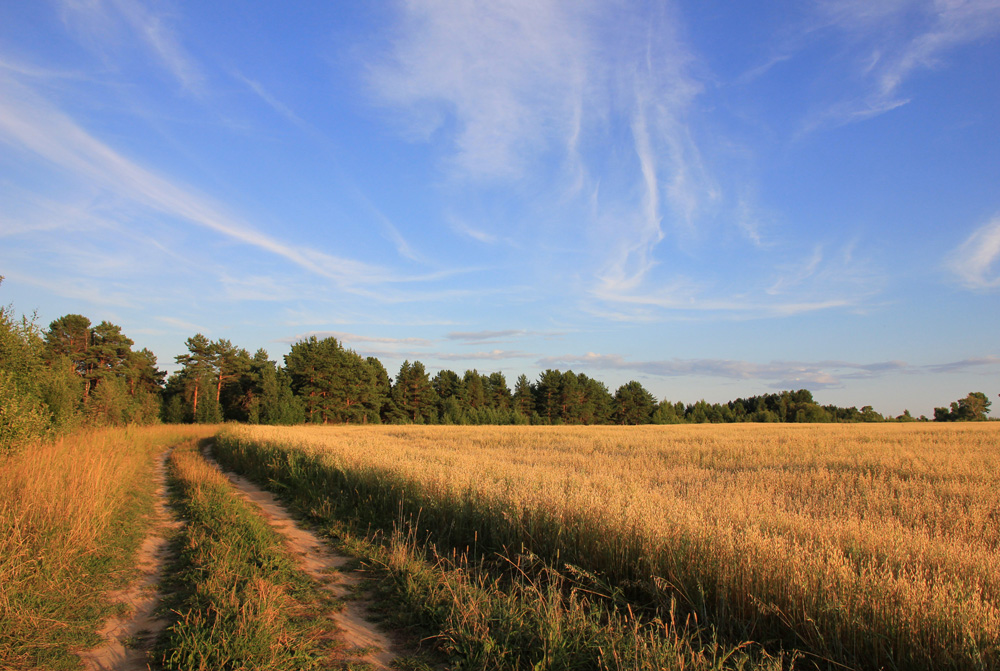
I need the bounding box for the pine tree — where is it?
[175,333,215,419]
[393,360,437,422]
[513,374,534,417]
[613,380,656,425]
[488,371,511,410]
[536,369,563,424]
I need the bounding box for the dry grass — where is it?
[0,424,215,669]
[156,439,335,671]
[219,422,1000,670]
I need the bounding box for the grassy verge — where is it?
[154,439,341,670]
[0,424,215,670]
[214,429,785,671]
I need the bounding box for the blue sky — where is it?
[1,0,999,417]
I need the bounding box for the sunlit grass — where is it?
[217,422,1000,671]
[0,427,211,669]
[155,439,338,671]
[0,424,214,670]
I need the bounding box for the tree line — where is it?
[0,296,993,451]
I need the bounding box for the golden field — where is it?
[219,422,1000,670]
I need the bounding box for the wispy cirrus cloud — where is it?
[434,350,534,361]
[925,355,1000,374]
[447,329,562,344]
[946,215,1000,289]
[156,315,209,333]
[805,0,1000,128]
[59,0,205,92]
[235,72,308,128]
[370,1,717,305]
[589,239,880,322]
[536,351,999,390]
[2,269,140,309]
[369,0,591,180]
[0,71,414,293]
[282,331,434,347]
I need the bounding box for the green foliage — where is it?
[0,369,50,453]
[652,400,685,424]
[392,360,438,423]
[256,360,305,425]
[513,374,534,416]
[2,286,165,449]
[284,336,382,424]
[613,380,656,425]
[87,375,130,426]
[935,392,992,421]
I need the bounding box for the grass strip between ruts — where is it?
[155,438,341,671]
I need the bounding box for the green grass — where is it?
[154,438,341,671]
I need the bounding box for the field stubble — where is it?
[217,422,1000,671]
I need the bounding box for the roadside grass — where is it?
[214,423,1000,671]
[154,438,343,671]
[361,526,782,671]
[0,424,215,670]
[214,430,785,671]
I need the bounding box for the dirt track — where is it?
[79,442,400,670]
[77,451,179,671]
[202,444,401,669]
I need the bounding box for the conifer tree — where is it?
[613,380,656,425]
[175,333,215,418]
[536,369,563,424]
[487,371,511,410]
[513,374,534,417]
[393,360,437,422]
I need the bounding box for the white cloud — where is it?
[808,0,1000,126]
[235,72,307,128]
[535,351,999,389]
[371,1,715,301]
[0,72,401,291]
[2,269,139,308]
[447,329,563,344]
[157,315,209,333]
[59,0,205,92]
[369,0,591,180]
[434,349,534,361]
[283,331,434,347]
[947,215,1000,289]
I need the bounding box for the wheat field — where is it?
[218,422,999,670]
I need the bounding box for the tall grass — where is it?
[155,439,336,671]
[340,520,783,671]
[216,423,1000,671]
[0,424,214,670]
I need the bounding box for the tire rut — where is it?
[77,449,181,671]
[201,442,401,670]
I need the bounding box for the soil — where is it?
[78,442,402,670]
[202,444,401,670]
[76,451,180,671]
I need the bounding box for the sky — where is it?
[1,0,999,418]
